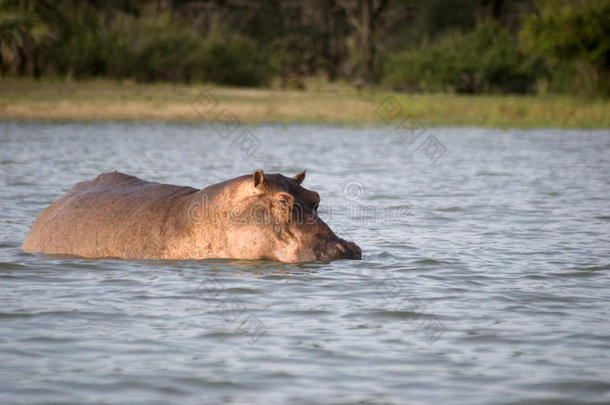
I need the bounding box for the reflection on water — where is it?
[1,121,609,404]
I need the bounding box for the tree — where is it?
[340,0,388,84]
[520,0,610,96]
[0,7,48,76]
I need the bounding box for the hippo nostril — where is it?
[342,241,362,260]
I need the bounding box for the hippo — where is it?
[21,170,361,262]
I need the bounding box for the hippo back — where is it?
[21,172,198,259]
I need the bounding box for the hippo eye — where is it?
[313,203,319,213]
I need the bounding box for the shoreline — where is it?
[1,79,609,129]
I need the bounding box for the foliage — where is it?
[103,15,273,85]
[520,0,610,96]
[0,10,49,75]
[0,0,608,96]
[382,22,544,94]
[195,35,273,87]
[0,2,272,86]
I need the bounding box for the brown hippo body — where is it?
[21,171,361,262]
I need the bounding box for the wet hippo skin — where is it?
[22,170,362,262]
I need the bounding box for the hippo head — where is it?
[224,170,361,263]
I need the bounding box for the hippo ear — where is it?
[293,170,306,184]
[253,170,265,188]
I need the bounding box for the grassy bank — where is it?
[1,78,608,128]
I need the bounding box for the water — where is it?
[1,121,609,404]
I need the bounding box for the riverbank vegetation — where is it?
[0,0,608,127]
[1,0,608,96]
[1,78,608,128]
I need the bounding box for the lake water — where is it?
[1,121,609,404]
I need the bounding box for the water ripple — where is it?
[0,123,609,404]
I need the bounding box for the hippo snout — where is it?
[335,240,362,260]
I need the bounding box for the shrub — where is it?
[382,22,545,94]
[520,0,610,97]
[194,36,273,87]
[107,14,273,86]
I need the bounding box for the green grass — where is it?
[1,78,608,128]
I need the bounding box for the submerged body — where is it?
[22,171,361,262]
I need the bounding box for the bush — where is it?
[382,22,545,94]
[107,14,273,86]
[194,36,273,87]
[520,0,610,97]
[128,17,199,83]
